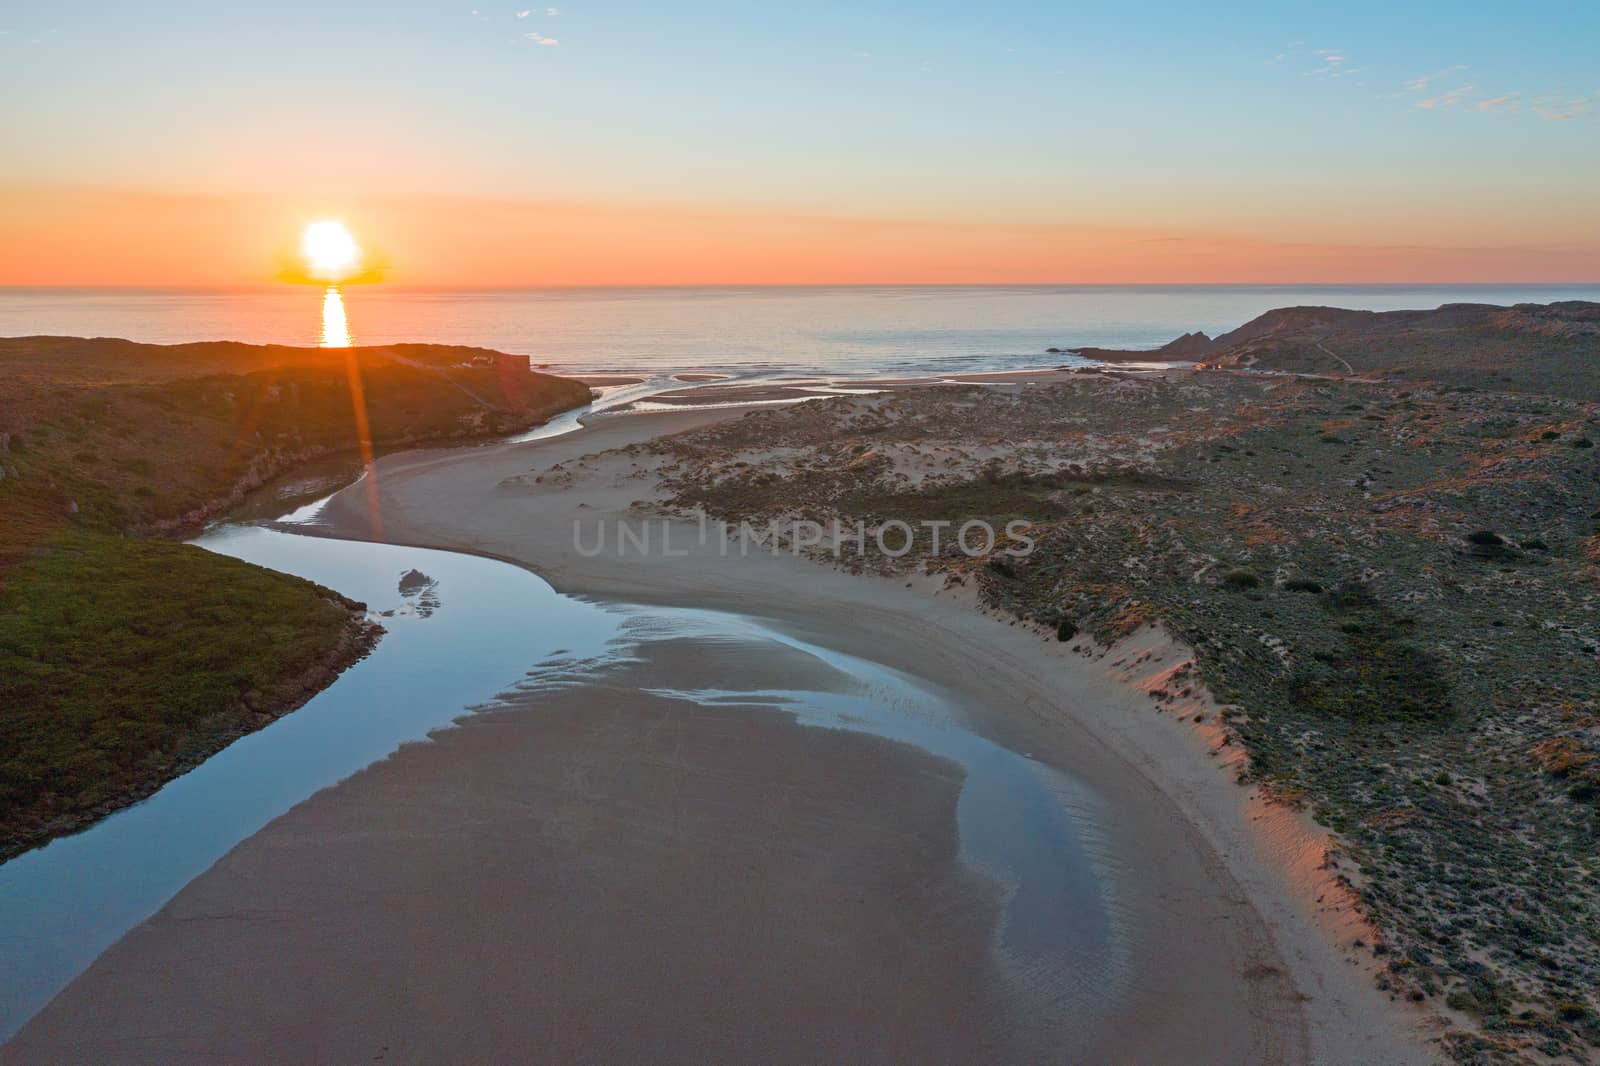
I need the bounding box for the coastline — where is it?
[136,388,594,540]
[311,399,1440,1061]
[263,402,1438,1057]
[7,392,1439,1061]
[0,335,596,864]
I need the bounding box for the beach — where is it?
[9,0,1598,1053]
[7,389,1438,1063]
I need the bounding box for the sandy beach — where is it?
[10,0,1596,1055]
[7,396,1440,1064]
[13,688,1025,1062]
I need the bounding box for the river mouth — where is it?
[1,518,1119,1046]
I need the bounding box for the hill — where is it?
[0,336,592,859]
[1209,301,1600,395]
[1069,301,1600,399]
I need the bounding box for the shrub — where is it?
[1284,578,1324,593]
[1287,589,1455,725]
[1056,619,1077,642]
[1466,530,1506,547]
[1573,437,1594,449]
[1223,568,1261,589]
[0,533,368,856]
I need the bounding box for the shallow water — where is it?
[603,607,1120,1009]
[0,528,622,1039]
[0,521,1117,1040]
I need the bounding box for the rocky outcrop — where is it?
[1067,330,1218,362]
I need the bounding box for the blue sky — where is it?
[2,1,1596,283]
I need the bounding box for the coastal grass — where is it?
[0,532,370,857]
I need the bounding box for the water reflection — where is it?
[0,527,626,1039]
[320,286,351,347]
[0,526,1118,1040]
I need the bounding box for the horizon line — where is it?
[4,280,1600,294]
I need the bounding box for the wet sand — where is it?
[306,403,1434,1062]
[609,366,1174,409]
[6,400,1440,1064]
[570,372,646,386]
[10,683,1022,1063]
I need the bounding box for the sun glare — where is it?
[301,220,362,283]
[321,286,352,348]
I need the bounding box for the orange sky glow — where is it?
[4,185,1596,289]
[6,5,1599,288]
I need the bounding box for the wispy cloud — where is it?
[1477,93,1520,113]
[1282,45,1363,80]
[516,9,531,17]
[1275,45,1583,124]
[547,6,559,14]
[1305,48,1346,77]
[1403,66,1467,94]
[1402,67,1591,121]
[1531,93,1594,121]
[524,30,558,46]
[1419,84,1476,110]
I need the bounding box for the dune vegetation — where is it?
[647,351,1600,1062]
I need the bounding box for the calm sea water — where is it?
[4,284,1596,378]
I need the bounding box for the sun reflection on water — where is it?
[320,286,351,348]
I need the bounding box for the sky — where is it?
[1,0,1597,286]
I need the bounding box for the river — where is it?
[0,431,1118,1041]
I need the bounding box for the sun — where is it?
[301,220,362,283]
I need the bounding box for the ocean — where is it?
[3,284,1596,379]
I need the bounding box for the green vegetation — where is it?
[0,337,591,858]
[0,339,590,556]
[0,533,373,857]
[1222,568,1262,589]
[1286,587,1453,725]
